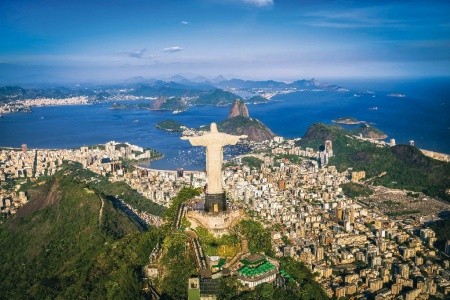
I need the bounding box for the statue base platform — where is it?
[186,208,243,237]
[205,192,227,213]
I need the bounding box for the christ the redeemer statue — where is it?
[181,123,247,213]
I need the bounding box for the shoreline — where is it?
[2,140,449,171]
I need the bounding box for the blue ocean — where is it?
[1,78,449,170]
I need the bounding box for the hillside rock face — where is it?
[228,100,249,118]
[151,97,166,110]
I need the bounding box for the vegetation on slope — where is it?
[218,116,275,142]
[298,123,450,202]
[69,162,165,216]
[429,219,450,251]
[0,164,160,299]
[341,182,373,198]
[241,156,263,170]
[159,231,196,300]
[163,187,201,227]
[352,123,387,139]
[196,226,240,257]
[158,187,200,299]
[235,219,273,256]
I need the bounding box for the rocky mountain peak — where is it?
[228,99,249,118]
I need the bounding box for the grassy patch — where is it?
[341,182,373,198]
[241,156,263,169]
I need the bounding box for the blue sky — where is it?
[0,0,449,83]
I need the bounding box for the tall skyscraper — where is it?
[325,140,333,157]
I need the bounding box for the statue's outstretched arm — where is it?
[181,135,208,146]
[222,134,248,145]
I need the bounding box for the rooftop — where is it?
[238,260,276,279]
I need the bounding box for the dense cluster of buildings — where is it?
[123,167,206,207]
[0,96,89,114]
[1,134,449,299]
[221,138,450,299]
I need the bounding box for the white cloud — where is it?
[242,0,273,7]
[119,48,156,59]
[163,46,183,53]
[181,21,189,25]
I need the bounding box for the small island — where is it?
[332,117,364,125]
[155,119,186,132]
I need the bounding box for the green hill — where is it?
[152,97,187,111]
[0,163,161,298]
[298,123,450,202]
[194,89,242,106]
[352,123,387,139]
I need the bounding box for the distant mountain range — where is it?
[0,76,346,103]
[162,75,344,91]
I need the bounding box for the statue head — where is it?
[210,122,218,132]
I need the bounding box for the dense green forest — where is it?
[0,164,161,299]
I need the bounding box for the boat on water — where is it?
[172,109,183,114]
[368,106,378,110]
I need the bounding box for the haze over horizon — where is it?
[1,0,449,84]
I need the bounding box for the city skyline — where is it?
[1,0,450,84]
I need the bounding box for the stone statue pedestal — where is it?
[205,192,227,213]
[186,208,244,237]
